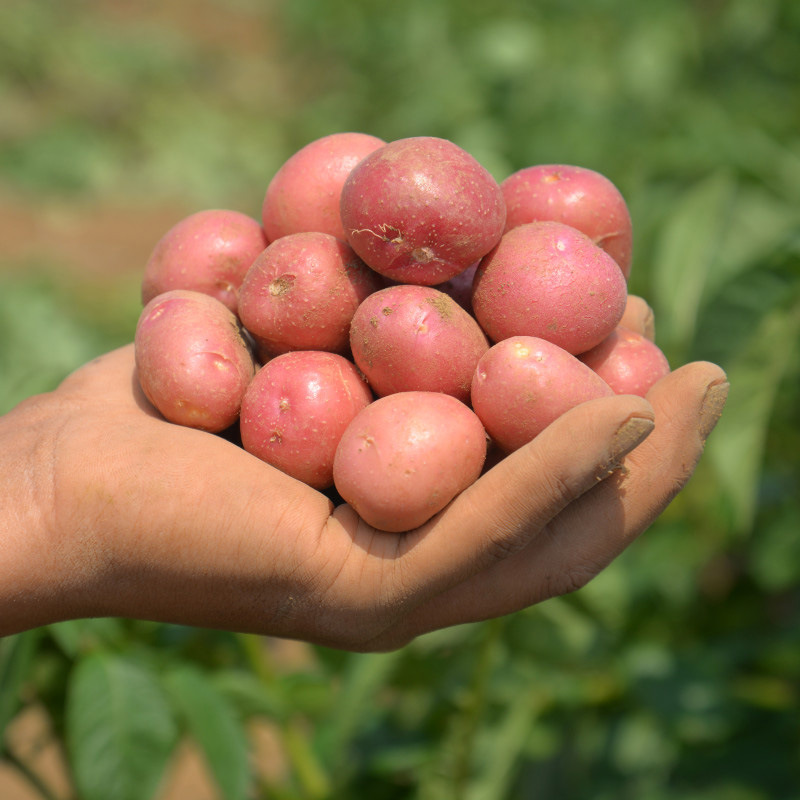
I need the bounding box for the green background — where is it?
[1,1,798,798]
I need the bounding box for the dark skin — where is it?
[0,297,728,650]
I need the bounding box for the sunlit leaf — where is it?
[706,300,800,531]
[65,652,178,800]
[651,170,737,355]
[47,618,126,659]
[163,665,252,800]
[212,668,290,721]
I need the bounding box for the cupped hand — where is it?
[0,298,727,649]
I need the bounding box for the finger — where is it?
[367,361,727,648]
[619,294,655,340]
[391,392,656,601]
[509,361,729,595]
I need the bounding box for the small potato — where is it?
[141,209,268,313]
[501,164,633,279]
[579,326,670,397]
[239,350,373,490]
[349,284,489,403]
[262,132,386,241]
[470,336,614,453]
[472,221,628,355]
[340,137,507,285]
[135,289,256,432]
[238,231,384,360]
[333,391,487,532]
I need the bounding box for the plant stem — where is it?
[451,618,505,799]
[237,633,332,799]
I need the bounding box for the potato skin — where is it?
[141,209,268,313]
[333,391,487,532]
[135,289,256,432]
[262,132,386,242]
[238,231,384,360]
[340,137,507,285]
[579,326,670,397]
[472,221,627,354]
[470,336,614,453]
[239,351,373,489]
[349,284,489,402]
[501,164,633,279]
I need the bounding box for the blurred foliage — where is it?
[1,0,799,798]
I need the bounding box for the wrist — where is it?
[0,394,98,635]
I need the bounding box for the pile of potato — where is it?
[134,133,669,531]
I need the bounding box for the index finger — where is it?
[379,391,656,603]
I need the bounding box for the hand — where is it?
[0,297,728,650]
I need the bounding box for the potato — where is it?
[349,284,489,402]
[333,391,487,532]
[340,136,506,285]
[240,350,373,489]
[578,326,671,396]
[261,132,385,242]
[501,164,633,279]
[132,135,664,520]
[471,221,628,354]
[141,209,268,313]
[237,231,384,360]
[470,336,614,453]
[135,289,256,432]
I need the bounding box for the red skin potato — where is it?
[471,221,628,355]
[333,391,487,532]
[470,336,614,454]
[501,164,633,279]
[239,351,373,490]
[135,289,257,433]
[141,209,268,313]
[579,326,671,397]
[349,284,489,403]
[340,136,507,286]
[237,231,384,360]
[262,132,386,242]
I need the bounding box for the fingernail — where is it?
[610,416,655,462]
[699,379,729,441]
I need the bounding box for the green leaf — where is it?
[65,652,178,800]
[709,185,800,297]
[212,668,290,721]
[47,618,126,659]
[749,505,800,591]
[0,275,105,414]
[651,170,737,354]
[0,629,43,754]
[163,664,252,800]
[707,299,800,532]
